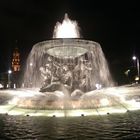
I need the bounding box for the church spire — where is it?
[12,41,20,72]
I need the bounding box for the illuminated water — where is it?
[23,14,114,92]
[53,13,80,38]
[1,85,140,116]
[1,14,139,139]
[0,111,140,139]
[0,85,140,139]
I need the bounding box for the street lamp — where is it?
[132,55,139,81]
[8,70,12,88]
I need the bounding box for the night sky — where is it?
[0,0,140,84]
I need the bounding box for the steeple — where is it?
[12,41,20,72]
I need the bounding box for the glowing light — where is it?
[0,83,3,88]
[72,105,76,109]
[0,108,8,114]
[100,98,109,106]
[30,63,33,66]
[95,83,102,89]
[132,55,140,78]
[68,110,85,116]
[8,70,12,74]
[53,13,80,38]
[8,111,23,115]
[60,106,64,109]
[135,76,139,81]
[48,112,65,117]
[1,86,140,117]
[27,113,44,116]
[8,97,19,105]
[132,56,137,60]
[13,84,16,89]
[124,69,130,76]
[125,99,140,110]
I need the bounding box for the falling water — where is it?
[23,13,114,95]
[1,14,140,118]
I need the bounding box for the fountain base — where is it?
[0,85,140,117]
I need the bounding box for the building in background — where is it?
[11,47,21,88]
[12,47,20,72]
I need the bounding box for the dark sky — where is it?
[0,0,140,84]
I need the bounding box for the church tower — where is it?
[12,47,20,72]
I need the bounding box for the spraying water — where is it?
[1,14,140,117]
[53,13,80,38]
[23,14,114,93]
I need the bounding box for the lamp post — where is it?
[8,70,12,88]
[132,56,139,81]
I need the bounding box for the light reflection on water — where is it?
[0,111,140,139]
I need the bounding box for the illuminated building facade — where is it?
[12,47,20,72]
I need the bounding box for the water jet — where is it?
[0,14,140,117]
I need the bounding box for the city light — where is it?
[8,70,12,88]
[132,55,139,78]
[8,70,12,74]
[132,56,137,60]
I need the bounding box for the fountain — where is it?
[24,13,113,92]
[0,14,140,117]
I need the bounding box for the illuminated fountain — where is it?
[0,14,140,117]
[24,13,113,91]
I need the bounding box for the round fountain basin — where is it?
[1,85,140,117]
[47,46,88,58]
